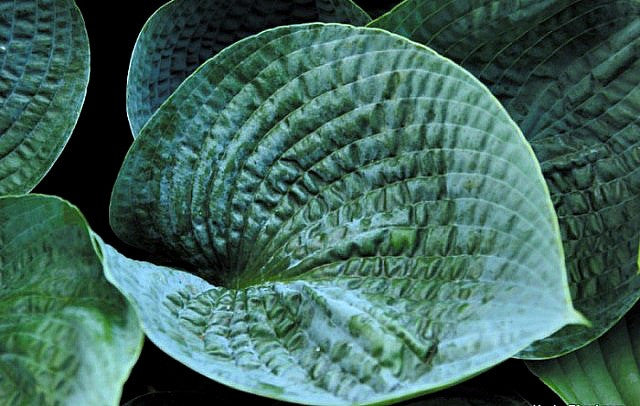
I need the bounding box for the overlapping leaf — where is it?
[370,0,640,358]
[527,245,640,404]
[0,195,143,405]
[108,23,583,404]
[528,304,640,404]
[0,0,89,194]
[126,0,371,137]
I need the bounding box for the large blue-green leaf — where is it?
[108,23,584,404]
[0,0,89,194]
[370,0,640,359]
[0,195,143,405]
[126,0,371,137]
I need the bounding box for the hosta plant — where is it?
[106,22,585,404]
[2,0,639,404]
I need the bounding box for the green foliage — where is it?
[527,245,640,404]
[0,195,143,405]
[3,0,639,404]
[528,304,640,404]
[126,0,371,137]
[370,0,640,359]
[0,0,89,194]
[108,23,583,404]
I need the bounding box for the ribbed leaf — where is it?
[126,0,371,137]
[0,0,89,194]
[527,302,640,405]
[0,195,143,405]
[108,23,583,404]
[370,0,640,359]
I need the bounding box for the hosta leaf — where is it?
[527,302,640,405]
[0,195,143,405]
[370,0,640,359]
[109,23,583,404]
[126,0,371,137]
[0,0,89,194]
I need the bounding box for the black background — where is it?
[32,1,564,404]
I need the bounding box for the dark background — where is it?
[33,1,564,404]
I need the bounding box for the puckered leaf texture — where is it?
[126,0,371,137]
[108,23,584,405]
[0,0,89,194]
[0,195,143,405]
[370,0,640,359]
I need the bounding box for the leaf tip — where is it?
[567,308,591,328]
